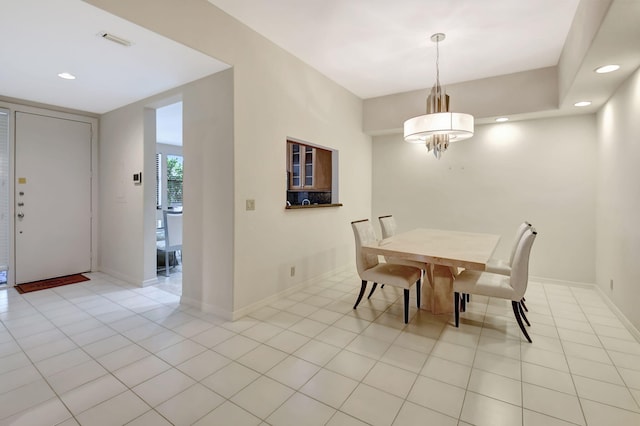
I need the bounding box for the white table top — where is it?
[362,228,500,271]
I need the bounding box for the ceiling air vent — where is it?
[98,32,132,47]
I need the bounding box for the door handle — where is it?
[17,213,24,219]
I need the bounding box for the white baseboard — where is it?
[98,266,144,287]
[180,294,233,321]
[531,275,640,342]
[530,275,595,289]
[593,285,640,342]
[230,264,354,320]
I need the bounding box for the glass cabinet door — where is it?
[304,146,314,187]
[291,143,301,187]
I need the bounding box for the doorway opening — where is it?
[154,101,183,295]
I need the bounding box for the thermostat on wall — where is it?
[133,172,142,184]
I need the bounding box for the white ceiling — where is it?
[207,0,581,99]
[0,0,229,114]
[2,0,637,120]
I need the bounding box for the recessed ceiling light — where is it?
[495,117,509,122]
[595,64,620,74]
[57,72,76,80]
[574,101,591,107]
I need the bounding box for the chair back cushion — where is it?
[378,215,397,239]
[508,221,532,266]
[509,228,537,298]
[164,211,183,249]
[351,219,379,276]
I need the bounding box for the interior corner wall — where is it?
[87,0,372,317]
[99,72,234,303]
[596,66,640,330]
[181,69,234,317]
[372,114,597,284]
[98,104,146,284]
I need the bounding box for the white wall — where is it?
[99,104,146,284]
[596,66,640,330]
[99,71,234,302]
[181,70,234,317]
[372,114,597,284]
[88,0,372,318]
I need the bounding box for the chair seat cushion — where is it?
[361,263,421,289]
[453,270,519,300]
[485,258,511,276]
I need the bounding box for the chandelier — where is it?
[403,33,474,159]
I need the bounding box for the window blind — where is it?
[0,109,9,274]
[156,153,161,209]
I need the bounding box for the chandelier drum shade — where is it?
[403,33,474,159]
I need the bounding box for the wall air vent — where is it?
[98,32,132,47]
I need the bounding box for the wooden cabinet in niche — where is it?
[287,141,331,191]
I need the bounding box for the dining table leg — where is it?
[422,264,454,314]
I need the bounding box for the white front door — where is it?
[15,112,92,284]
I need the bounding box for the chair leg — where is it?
[403,289,410,324]
[466,294,470,303]
[518,302,531,327]
[520,298,528,312]
[165,251,170,277]
[367,283,378,299]
[354,281,367,309]
[416,278,421,308]
[460,293,466,312]
[454,291,460,327]
[512,301,532,343]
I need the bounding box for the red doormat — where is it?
[15,274,90,294]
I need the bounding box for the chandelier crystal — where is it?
[403,33,474,159]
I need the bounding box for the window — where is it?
[155,152,183,210]
[156,153,162,209]
[166,154,183,207]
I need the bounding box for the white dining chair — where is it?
[483,221,532,311]
[351,219,422,324]
[453,227,537,342]
[486,221,532,275]
[157,210,183,277]
[378,215,433,285]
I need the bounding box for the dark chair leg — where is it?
[466,294,470,303]
[520,298,528,312]
[454,291,460,327]
[460,293,466,312]
[518,302,531,327]
[512,301,532,343]
[353,281,367,309]
[416,278,421,307]
[403,289,410,324]
[367,283,378,299]
[381,284,385,288]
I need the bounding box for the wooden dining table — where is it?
[361,228,500,314]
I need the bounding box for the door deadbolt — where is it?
[17,202,24,207]
[17,213,24,219]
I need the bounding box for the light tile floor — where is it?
[1,271,640,425]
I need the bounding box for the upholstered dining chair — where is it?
[453,227,537,342]
[378,214,433,284]
[351,219,422,324]
[484,221,532,311]
[157,210,183,277]
[486,221,532,275]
